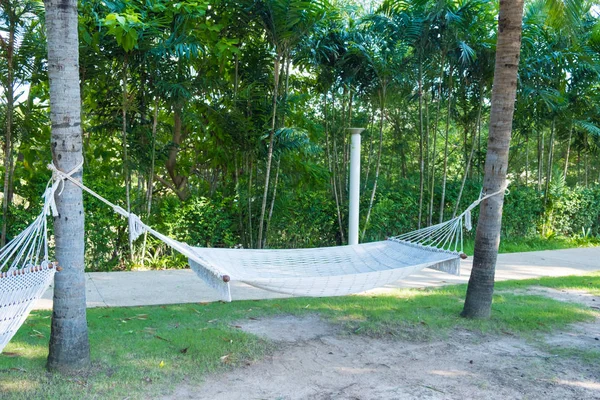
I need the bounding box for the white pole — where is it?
[348,128,364,245]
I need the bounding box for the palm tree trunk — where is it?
[45,0,90,372]
[462,0,524,319]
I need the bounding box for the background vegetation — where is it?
[1,0,599,271]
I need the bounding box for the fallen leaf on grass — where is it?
[222,338,233,343]
[207,319,218,323]
[154,335,171,342]
[30,329,45,338]
[2,352,20,358]
[10,367,26,372]
[180,347,189,354]
[220,354,231,364]
[159,361,165,368]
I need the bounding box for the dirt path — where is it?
[166,290,600,400]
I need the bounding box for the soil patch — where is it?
[165,290,600,400]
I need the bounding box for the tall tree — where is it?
[461,0,525,318]
[45,0,90,371]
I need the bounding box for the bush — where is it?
[551,186,600,237]
[166,195,239,248]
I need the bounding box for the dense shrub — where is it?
[267,190,339,248]
[165,196,239,248]
[550,186,600,237]
[501,185,544,237]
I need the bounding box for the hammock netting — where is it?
[0,182,59,353]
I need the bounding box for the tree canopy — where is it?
[1,0,599,269]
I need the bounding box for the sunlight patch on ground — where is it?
[334,367,378,374]
[554,379,600,391]
[0,379,40,393]
[429,369,473,377]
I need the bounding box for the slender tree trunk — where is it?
[141,99,158,267]
[363,104,375,191]
[538,128,544,192]
[543,117,555,211]
[462,0,524,319]
[258,53,281,248]
[45,0,90,371]
[428,52,446,226]
[525,135,529,187]
[424,90,430,198]
[584,153,588,187]
[362,85,386,240]
[247,159,254,248]
[264,158,280,248]
[439,66,454,223]
[122,59,133,261]
[418,58,425,229]
[453,91,483,218]
[563,123,572,181]
[1,11,15,247]
[324,92,345,243]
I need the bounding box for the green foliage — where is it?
[166,196,239,248]
[501,185,544,237]
[551,186,600,237]
[267,190,338,248]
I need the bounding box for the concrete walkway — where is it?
[35,247,600,310]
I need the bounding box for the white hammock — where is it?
[50,164,503,302]
[0,179,62,353]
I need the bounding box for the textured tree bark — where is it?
[45,0,90,371]
[461,0,524,319]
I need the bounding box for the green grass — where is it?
[1,275,598,399]
[495,271,600,296]
[462,235,600,256]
